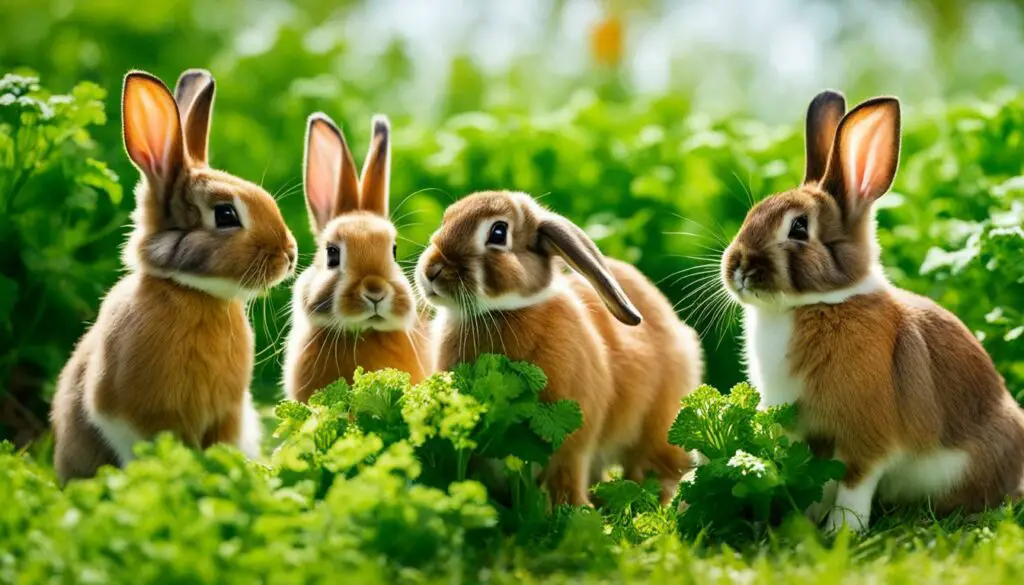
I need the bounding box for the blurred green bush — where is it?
[1,0,1022,446]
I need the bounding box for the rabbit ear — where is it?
[173,69,215,167]
[820,97,901,220]
[122,71,186,193]
[803,90,846,185]
[537,213,642,326]
[359,115,391,217]
[303,113,360,234]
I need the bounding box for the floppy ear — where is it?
[122,71,185,193]
[303,113,360,234]
[803,90,846,185]
[173,69,215,166]
[537,213,642,326]
[820,97,901,220]
[359,115,391,217]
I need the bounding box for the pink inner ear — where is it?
[306,122,342,228]
[124,81,180,180]
[843,109,896,201]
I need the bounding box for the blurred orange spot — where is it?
[591,14,624,67]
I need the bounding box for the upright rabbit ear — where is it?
[820,97,901,221]
[803,90,846,185]
[173,69,215,167]
[304,113,360,234]
[122,71,186,196]
[359,115,391,217]
[537,213,642,326]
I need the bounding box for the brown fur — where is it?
[722,90,1024,528]
[286,314,431,402]
[420,191,704,505]
[790,289,1024,513]
[50,70,296,484]
[284,114,429,403]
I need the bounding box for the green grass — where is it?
[5,367,1024,584]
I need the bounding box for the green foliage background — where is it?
[1,0,1024,582]
[2,0,1022,443]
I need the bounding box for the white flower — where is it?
[727,450,767,478]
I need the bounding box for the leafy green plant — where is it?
[669,383,845,543]
[272,355,582,529]
[0,433,495,583]
[0,74,124,445]
[2,359,1024,583]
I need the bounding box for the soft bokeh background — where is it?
[2,0,1023,446]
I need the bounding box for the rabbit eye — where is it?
[788,214,809,241]
[392,243,397,260]
[487,221,509,247]
[326,244,341,268]
[214,203,241,229]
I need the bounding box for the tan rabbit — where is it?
[284,113,430,403]
[722,90,1024,533]
[50,69,297,484]
[416,191,704,506]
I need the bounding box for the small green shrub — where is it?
[0,73,124,444]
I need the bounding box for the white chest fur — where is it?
[743,305,802,409]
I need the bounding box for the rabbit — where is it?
[721,90,1024,533]
[415,190,704,506]
[50,69,298,484]
[283,113,431,403]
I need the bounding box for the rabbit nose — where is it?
[426,262,444,282]
[362,278,388,303]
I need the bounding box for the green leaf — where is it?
[528,400,583,449]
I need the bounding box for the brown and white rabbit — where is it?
[722,90,1024,532]
[416,191,704,506]
[283,113,430,403]
[50,69,298,484]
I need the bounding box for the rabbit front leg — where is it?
[824,460,886,534]
[545,444,595,507]
[544,413,603,507]
[237,392,263,459]
[201,393,262,459]
[806,479,839,524]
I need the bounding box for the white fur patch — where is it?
[820,448,970,533]
[153,270,259,301]
[476,280,567,313]
[877,448,970,503]
[237,392,263,460]
[806,479,839,524]
[232,194,252,229]
[826,464,884,533]
[777,266,889,308]
[743,305,801,408]
[87,410,144,465]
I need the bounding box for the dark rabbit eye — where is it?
[487,221,509,247]
[392,243,397,260]
[326,244,341,268]
[214,203,241,228]
[788,214,809,241]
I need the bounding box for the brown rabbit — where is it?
[284,113,430,403]
[416,191,704,506]
[721,90,1024,532]
[50,69,297,484]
